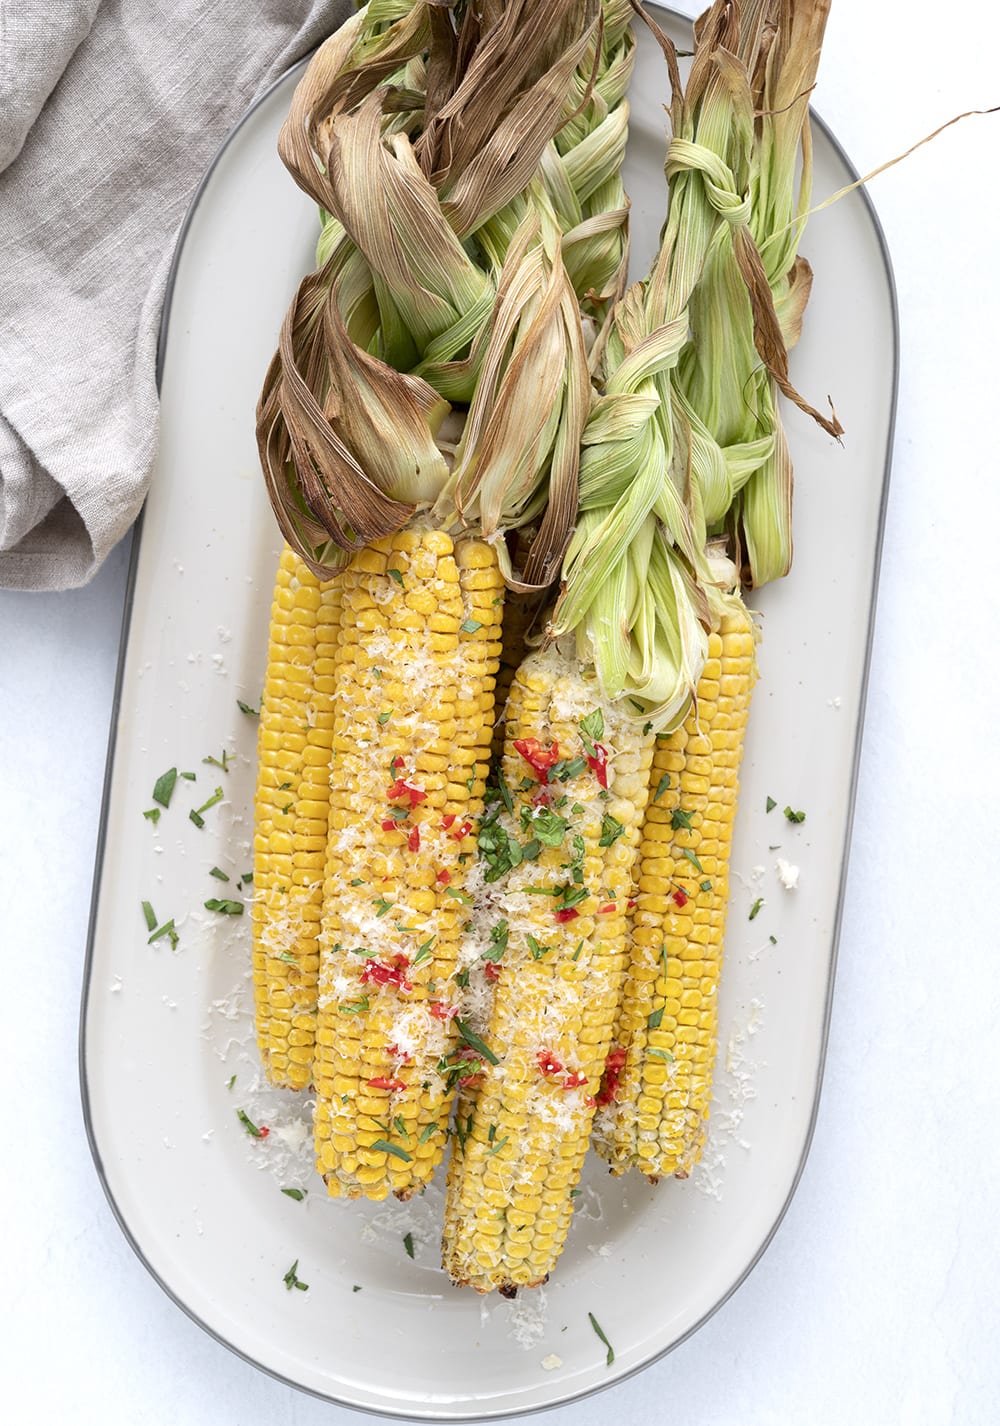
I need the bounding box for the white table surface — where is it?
[2,2,999,1422]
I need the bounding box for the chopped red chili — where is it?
[386,778,428,808]
[436,869,451,884]
[513,737,560,783]
[428,999,457,1021]
[562,1070,587,1090]
[458,1074,485,1090]
[407,825,420,853]
[449,820,472,841]
[554,906,580,924]
[483,961,502,984]
[360,955,412,992]
[672,888,688,908]
[380,818,398,833]
[596,1046,627,1106]
[597,902,615,914]
[386,1043,411,1062]
[258,1125,271,1138]
[586,743,609,789]
[366,1076,405,1092]
[627,898,637,909]
[537,1050,564,1077]
[441,814,457,830]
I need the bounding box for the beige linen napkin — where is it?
[0,0,350,591]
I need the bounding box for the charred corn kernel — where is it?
[314,528,504,1202]
[252,546,342,1089]
[443,646,654,1294]
[593,602,756,1179]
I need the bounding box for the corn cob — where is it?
[252,547,342,1089]
[593,600,755,1177]
[312,527,503,1199]
[443,646,653,1292]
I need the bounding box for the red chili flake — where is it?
[672,888,688,908]
[366,1076,405,1092]
[407,825,420,853]
[627,898,637,909]
[554,907,580,924]
[258,1125,271,1138]
[586,743,609,789]
[458,1074,485,1090]
[513,737,560,783]
[441,814,457,830]
[597,902,615,914]
[562,1070,588,1090]
[448,820,472,841]
[361,955,412,992]
[436,869,451,884]
[530,784,552,809]
[585,1095,597,1108]
[537,1050,564,1077]
[483,961,502,984]
[428,999,458,1021]
[390,757,405,776]
[596,1046,627,1107]
[387,1043,412,1062]
[386,778,428,808]
[380,818,398,833]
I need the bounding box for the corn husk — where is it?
[259,1,637,584]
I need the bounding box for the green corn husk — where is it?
[259,0,637,583]
[549,0,839,726]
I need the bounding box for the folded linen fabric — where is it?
[0,0,351,591]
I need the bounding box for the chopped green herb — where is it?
[569,1188,582,1198]
[352,1285,362,1293]
[393,1116,408,1140]
[680,847,704,874]
[551,755,588,781]
[521,838,541,861]
[226,1074,236,1090]
[670,807,694,832]
[455,1019,499,1065]
[387,567,404,585]
[784,805,806,824]
[141,900,157,932]
[486,1136,509,1157]
[189,810,205,828]
[278,780,292,792]
[240,871,254,886]
[371,1140,413,1163]
[194,786,224,816]
[418,1122,439,1144]
[769,935,778,945]
[372,896,393,917]
[478,817,523,883]
[377,710,392,725]
[558,884,589,909]
[277,951,297,965]
[496,769,514,814]
[412,937,435,966]
[526,935,551,961]
[152,768,178,808]
[203,750,230,772]
[209,866,230,882]
[646,1047,674,1062]
[766,795,777,813]
[700,879,713,893]
[653,772,671,804]
[454,968,470,989]
[444,886,473,906]
[647,1007,664,1030]
[459,618,482,634]
[485,920,509,961]
[373,667,382,679]
[403,1232,415,1259]
[749,897,764,921]
[237,1109,264,1138]
[237,699,259,716]
[588,1311,615,1366]
[350,878,363,886]
[339,997,371,1015]
[204,898,243,915]
[281,1187,306,1201]
[147,919,179,949]
[283,1260,308,1292]
[579,709,604,752]
[572,939,585,961]
[642,721,653,735]
[180,771,196,782]
[142,807,161,825]
[599,813,625,848]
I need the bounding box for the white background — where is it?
[2,1,999,1422]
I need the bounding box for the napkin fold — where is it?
[0,0,351,591]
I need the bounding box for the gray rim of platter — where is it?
[79,7,899,1420]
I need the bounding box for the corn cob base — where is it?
[313,527,504,1201]
[252,547,342,1090]
[443,646,653,1293]
[593,603,756,1179]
